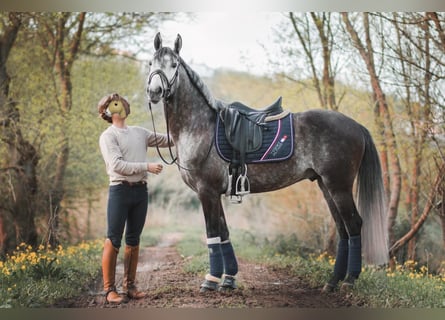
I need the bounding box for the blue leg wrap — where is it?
[347,235,362,278]
[221,241,238,276]
[333,238,349,281]
[208,239,223,278]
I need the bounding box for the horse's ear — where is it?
[174,34,182,54]
[154,32,162,51]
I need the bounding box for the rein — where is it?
[146,61,214,172]
[147,101,177,165]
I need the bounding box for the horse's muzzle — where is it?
[147,86,163,104]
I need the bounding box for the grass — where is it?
[0,240,103,308]
[353,261,445,307]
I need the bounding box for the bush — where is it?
[0,240,103,307]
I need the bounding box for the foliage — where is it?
[354,261,445,308]
[5,48,149,243]
[0,240,102,308]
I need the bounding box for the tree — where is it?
[0,12,176,252]
[0,13,39,255]
[284,12,349,254]
[289,12,344,111]
[26,12,173,246]
[381,12,445,260]
[341,13,403,263]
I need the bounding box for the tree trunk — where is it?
[289,12,341,111]
[341,13,402,258]
[44,12,85,246]
[390,163,445,256]
[0,13,39,253]
[439,189,445,257]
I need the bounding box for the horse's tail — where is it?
[357,126,389,265]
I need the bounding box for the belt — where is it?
[120,180,147,187]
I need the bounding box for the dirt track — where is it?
[55,233,351,308]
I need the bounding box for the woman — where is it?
[97,93,171,304]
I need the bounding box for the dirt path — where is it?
[56,233,351,308]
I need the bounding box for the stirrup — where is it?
[225,173,243,204]
[235,165,250,196]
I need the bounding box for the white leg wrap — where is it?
[205,273,221,283]
[206,237,221,245]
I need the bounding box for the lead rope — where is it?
[148,101,177,165]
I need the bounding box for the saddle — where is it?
[219,97,287,203]
[222,97,283,153]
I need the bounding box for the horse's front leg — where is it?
[218,200,238,292]
[198,191,238,292]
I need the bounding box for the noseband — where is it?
[147,62,180,101]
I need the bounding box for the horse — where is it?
[145,32,388,293]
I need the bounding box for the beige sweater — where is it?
[99,125,171,185]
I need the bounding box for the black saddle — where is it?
[219,96,284,201]
[221,97,283,153]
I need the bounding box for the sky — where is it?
[151,12,287,76]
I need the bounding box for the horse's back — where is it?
[294,109,364,139]
[292,109,366,182]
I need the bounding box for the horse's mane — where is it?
[179,56,225,112]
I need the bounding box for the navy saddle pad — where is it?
[215,113,294,163]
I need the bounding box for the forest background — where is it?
[0,12,444,273]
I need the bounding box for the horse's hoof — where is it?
[218,275,237,292]
[218,286,235,293]
[199,279,219,293]
[321,283,336,293]
[340,281,354,294]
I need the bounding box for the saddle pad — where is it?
[215,113,294,163]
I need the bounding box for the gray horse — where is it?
[146,33,388,293]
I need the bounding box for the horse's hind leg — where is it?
[328,186,363,291]
[318,179,350,292]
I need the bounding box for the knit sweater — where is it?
[99,125,171,185]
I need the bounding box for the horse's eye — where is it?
[148,60,152,66]
[172,62,177,68]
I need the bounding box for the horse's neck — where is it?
[166,88,216,139]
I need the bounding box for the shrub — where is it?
[0,240,102,307]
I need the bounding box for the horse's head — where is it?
[146,32,182,104]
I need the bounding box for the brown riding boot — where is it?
[123,245,147,299]
[102,239,123,304]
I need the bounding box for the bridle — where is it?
[146,58,214,171]
[147,62,180,166]
[147,62,180,102]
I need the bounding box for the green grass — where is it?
[0,240,103,307]
[172,226,208,275]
